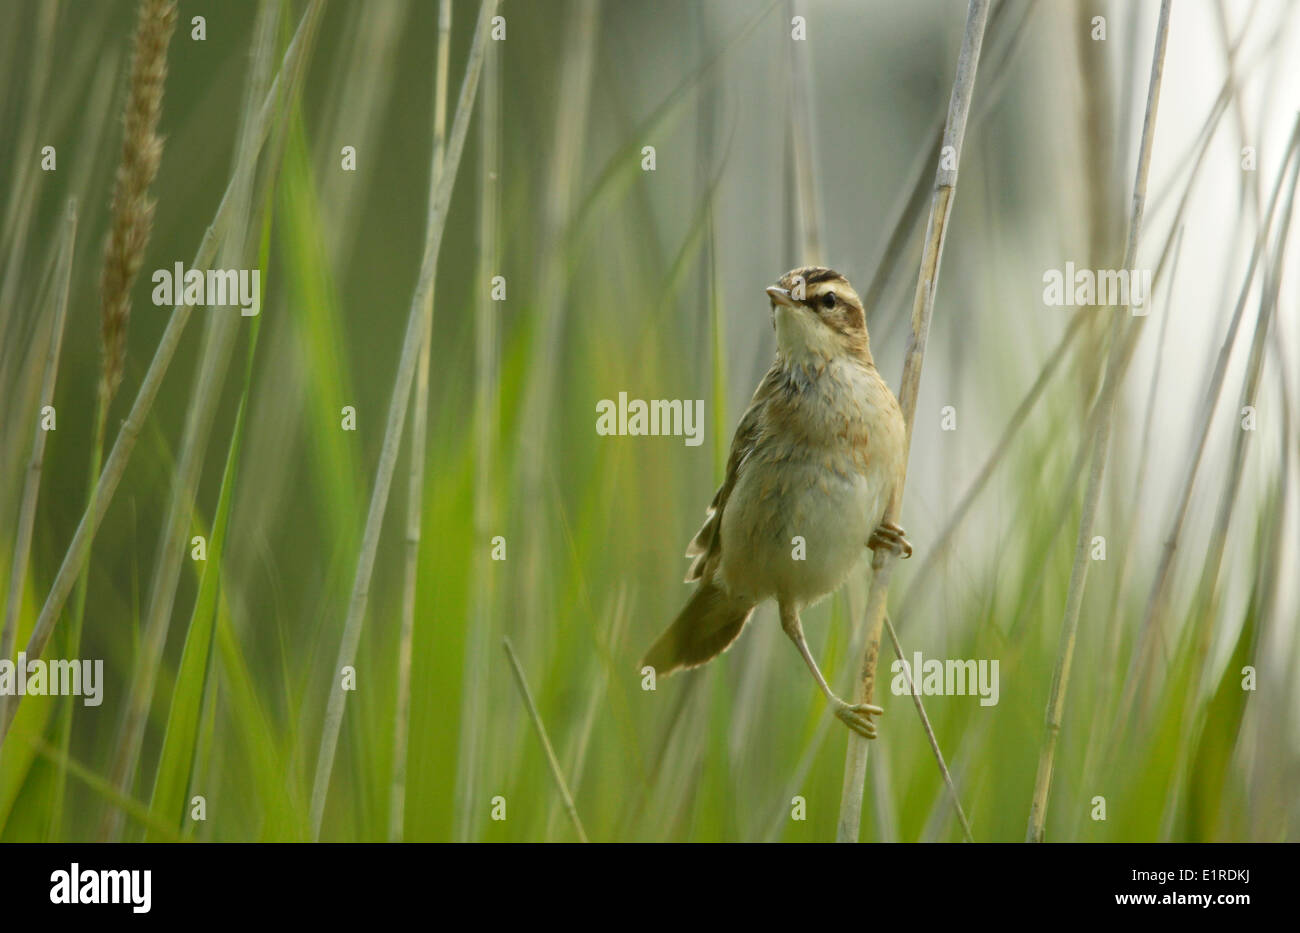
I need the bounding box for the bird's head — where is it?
[766,266,871,363]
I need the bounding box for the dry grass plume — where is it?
[98,0,177,401]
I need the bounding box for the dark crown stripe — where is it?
[797,267,846,286]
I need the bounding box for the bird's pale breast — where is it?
[718,357,902,607]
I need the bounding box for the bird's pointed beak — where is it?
[766,285,795,307]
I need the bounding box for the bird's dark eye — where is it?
[821,292,836,309]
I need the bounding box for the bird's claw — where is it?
[833,699,883,739]
[869,521,912,559]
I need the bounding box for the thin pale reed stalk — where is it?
[1157,153,1300,839]
[865,0,1031,329]
[685,2,729,487]
[316,1,409,269]
[502,637,589,842]
[137,7,299,846]
[0,42,113,414]
[1214,0,1263,218]
[919,715,988,841]
[786,0,823,264]
[883,614,974,842]
[1069,0,1124,402]
[894,314,1085,625]
[1009,92,1217,653]
[0,5,58,343]
[390,0,452,844]
[0,0,325,750]
[456,0,600,841]
[0,199,76,718]
[904,68,1232,648]
[511,0,600,662]
[1075,0,1122,270]
[835,0,990,844]
[1114,116,1300,729]
[1000,307,1162,657]
[60,0,177,837]
[708,214,729,480]
[1242,348,1295,838]
[1025,0,1172,843]
[546,588,624,839]
[309,0,500,840]
[1076,229,1183,817]
[1187,145,1300,709]
[99,2,281,841]
[453,8,501,844]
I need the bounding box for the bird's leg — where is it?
[779,602,882,739]
[869,520,912,558]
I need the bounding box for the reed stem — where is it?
[99,1,280,841]
[0,0,325,750]
[390,0,452,845]
[836,0,990,844]
[309,0,500,840]
[1025,0,1173,843]
[502,637,589,842]
[0,199,76,723]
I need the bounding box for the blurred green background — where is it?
[0,0,1297,842]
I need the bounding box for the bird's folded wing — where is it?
[684,367,779,582]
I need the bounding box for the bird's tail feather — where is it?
[641,580,755,677]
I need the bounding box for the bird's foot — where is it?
[832,698,884,739]
[869,521,912,558]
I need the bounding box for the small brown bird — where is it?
[641,266,911,738]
